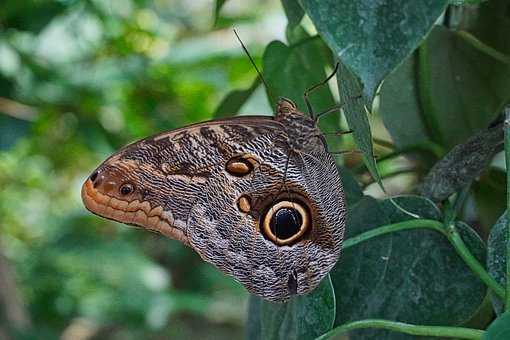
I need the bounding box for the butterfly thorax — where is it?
[275,98,325,154]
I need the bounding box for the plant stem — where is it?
[342,219,443,249]
[505,107,510,311]
[445,223,504,299]
[342,219,505,299]
[456,30,510,66]
[315,319,484,340]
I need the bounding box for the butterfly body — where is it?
[82,98,346,302]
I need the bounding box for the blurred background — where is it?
[0,0,290,338]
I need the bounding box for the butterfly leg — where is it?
[303,62,340,119]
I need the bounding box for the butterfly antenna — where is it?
[233,29,276,106]
[304,62,340,120]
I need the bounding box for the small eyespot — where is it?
[262,200,310,246]
[237,195,251,213]
[226,155,257,176]
[120,183,134,196]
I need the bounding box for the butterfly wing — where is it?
[82,116,346,302]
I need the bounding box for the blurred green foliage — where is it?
[0,0,279,338]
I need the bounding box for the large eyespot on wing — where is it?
[186,145,346,302]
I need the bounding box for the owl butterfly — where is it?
[82,88,347,303]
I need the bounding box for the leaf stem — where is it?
[505,107,510,310]
[342,219,505,299]
[315,319,484,340]
[445,223,504,299]
[456,30,510,66]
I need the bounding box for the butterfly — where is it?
[82,61,347,302]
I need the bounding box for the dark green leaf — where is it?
[1,1,67,33]
[337,62,382,187]
[420,124,504,201]
[483,311,510,340]
[262,29,340,149]
[487,211,508,315]
[245,295,263,340]
[300,0,448,100]
[473,169,507,237]
[456,0,510,57]
[378,54,431,149]
[332,196,486,339]
[213,77,261,118]
[262,35,334,113]
[247,276,335,340]
[380,25,510,151]
[338,166,364,206]
[281,0,304,28]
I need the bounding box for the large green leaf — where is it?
[331,196,486,339]
[300,0,448,100]
[338,166,364,207]
[379,25,510,151]
[483,311,510,340]
[245,276,335,340]
[262,35,335,114]
[378,54,431,149]
[262,29,340,149]
[487,211,508,315]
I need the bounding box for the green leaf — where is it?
[261,29,340,148]
[473,169,507,236]
[380,25,510,151]
[338,166,364,207]
[483,311,510,340]
[0,1,67,33]
[300,0,448,100]
[378,54,431,149]
[420,124,504,202]
[281,0,304,28]
[246,276,335,340]
[337,62,381,187]
[456,0,510,58]
[245,295,263,340]
[213,77,261,118]
[262,36,334,113]
[487,211,509,315]
[331,196,486,339]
